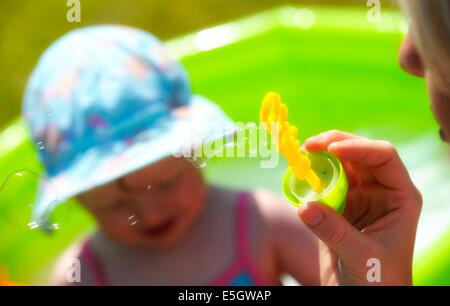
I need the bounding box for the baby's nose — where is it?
[131,199,167,226]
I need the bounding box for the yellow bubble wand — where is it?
[260,92,323,193]
[260,92,349,213]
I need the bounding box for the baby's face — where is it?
[78,157,207,248]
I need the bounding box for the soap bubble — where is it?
[0,169,70,232]
[36,141,45,150]
[128,214,139,226]
[186,156,208,169]
[175,122,273,168]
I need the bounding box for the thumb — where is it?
[298,201,366,259]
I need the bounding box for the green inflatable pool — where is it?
[0,6,449,284]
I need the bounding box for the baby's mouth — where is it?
[139,216,178,238]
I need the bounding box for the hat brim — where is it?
[32,95,235,224]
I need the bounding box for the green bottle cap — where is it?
[282,151,348,213]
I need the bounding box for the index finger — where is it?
[328,138,415,192]
[305,130,364,152]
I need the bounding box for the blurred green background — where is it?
[1,0,450,285]
[0,0,397,128]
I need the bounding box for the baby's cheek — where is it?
[174,187,204,225]
[96,211,140,244]
[181,176,206,210]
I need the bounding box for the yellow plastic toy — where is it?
[260,92,323,192]
[260,92,348,213]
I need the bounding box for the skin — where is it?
[300,131,422,285]
[297,32,449,285]
[78,157,208,249]
[56,156,321,285]
[398,33,450,143]
[54,32,448,286]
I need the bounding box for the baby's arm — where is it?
[253,189,321,285]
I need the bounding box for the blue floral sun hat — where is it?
[22,25,233,227]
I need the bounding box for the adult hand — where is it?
[298,130,422,285]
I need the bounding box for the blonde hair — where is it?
[399,0,450,89]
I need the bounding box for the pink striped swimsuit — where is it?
[80,192,271,285]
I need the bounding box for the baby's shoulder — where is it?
[250,188,290,217]
[207,185,288,223]
[208,186,285,232]
[245,188,302,238]
[221,188,283,282]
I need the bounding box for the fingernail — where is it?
[327,142,339,151]
[299,202,324,226]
